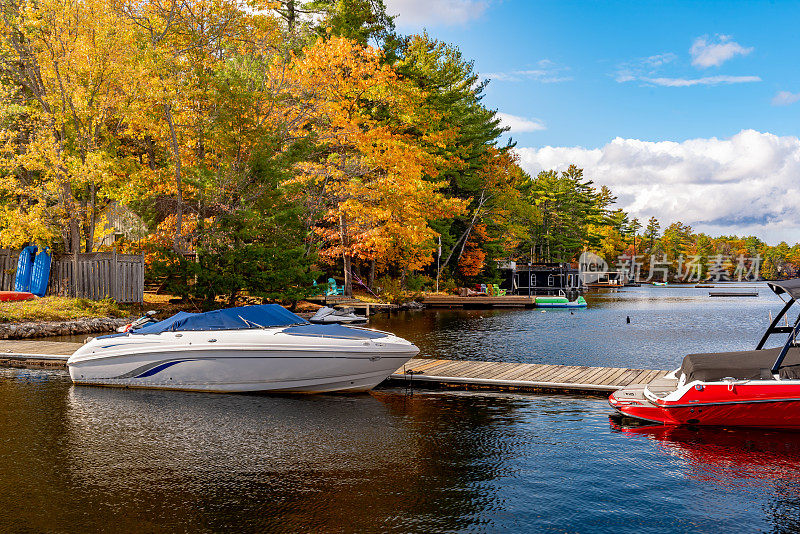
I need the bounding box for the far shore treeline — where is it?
[1,0,798,307]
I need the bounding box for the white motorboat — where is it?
[67,304,418,393]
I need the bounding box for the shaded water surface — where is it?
[1,369,800,532]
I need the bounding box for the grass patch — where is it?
[0,297,136,323]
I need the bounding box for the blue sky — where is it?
[390,0,800,147]
[385,0,800,243]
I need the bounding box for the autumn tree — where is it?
[286,36,464,295]
[0,0,136,251]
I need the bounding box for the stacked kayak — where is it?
[535,295,587,308]
[2,246,51,301]
[15,245,37,292]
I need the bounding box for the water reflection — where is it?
[611,420,800,533]
[57,385,529,532]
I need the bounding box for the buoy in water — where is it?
[626,316,631,324]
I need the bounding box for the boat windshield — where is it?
[132,305,308,334]
[747,279,800,375]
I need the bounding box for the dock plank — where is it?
[595,367,629,386]
[516,364,560,381]
[426,361,476,377]
[480,362,522,380]
[513,365,560,382]
[402,359,447,374]
[494,363,542,381]
[529,364,573,382]
[472,362,513,379]
[619,369,653,386]
[549,366,589,383]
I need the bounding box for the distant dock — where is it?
[422,295,538,308]
[0,341,667,395]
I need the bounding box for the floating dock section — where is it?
[388,358,667,395]
[0,340,75,369]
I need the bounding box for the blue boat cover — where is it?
[15,245,37,292]
[132,305,307,334]
[283,324,387,339]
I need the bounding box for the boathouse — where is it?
[500,262,583,295]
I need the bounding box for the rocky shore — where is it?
[0,317,134,340]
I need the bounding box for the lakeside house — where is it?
[499,262,583,295]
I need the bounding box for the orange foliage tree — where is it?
[284,36,465,294]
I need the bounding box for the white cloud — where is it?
[384,0,489,27]
[641,75,761,87]
[485,60,572,84]
[514,130,800,243]
[496,113,546,133]
[690,35,753,68]
[772,91,800,106]
[614,53,677,83]
[642,53,678,68]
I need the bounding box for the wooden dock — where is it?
[0,340,76,369]
[388,358,668,395]
[422,295,538,308]
[0,341,668,395]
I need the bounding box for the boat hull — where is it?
[67,329,418,393]
[610,382,800,429]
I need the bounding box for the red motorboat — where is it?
[609,279,800,429]
[0,291,35,302]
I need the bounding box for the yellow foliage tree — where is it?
[0,0,135,250]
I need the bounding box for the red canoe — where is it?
[0,291,35,302]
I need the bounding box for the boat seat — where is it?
[680,347,800,382]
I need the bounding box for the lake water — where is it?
[370,283,783,370]
[3,283,798,533]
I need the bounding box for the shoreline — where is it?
[0,317,134,340]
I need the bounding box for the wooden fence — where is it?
[0,249,144,303]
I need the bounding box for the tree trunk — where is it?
[70,217,80,255]
[368,259,376,290]
[287,0,296,31]
[145,135,157,170]
[164,103,183,253]
[343,254,352,297]
[84,182,96,252]
[439,190,487,274]
[340,214,352,297]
